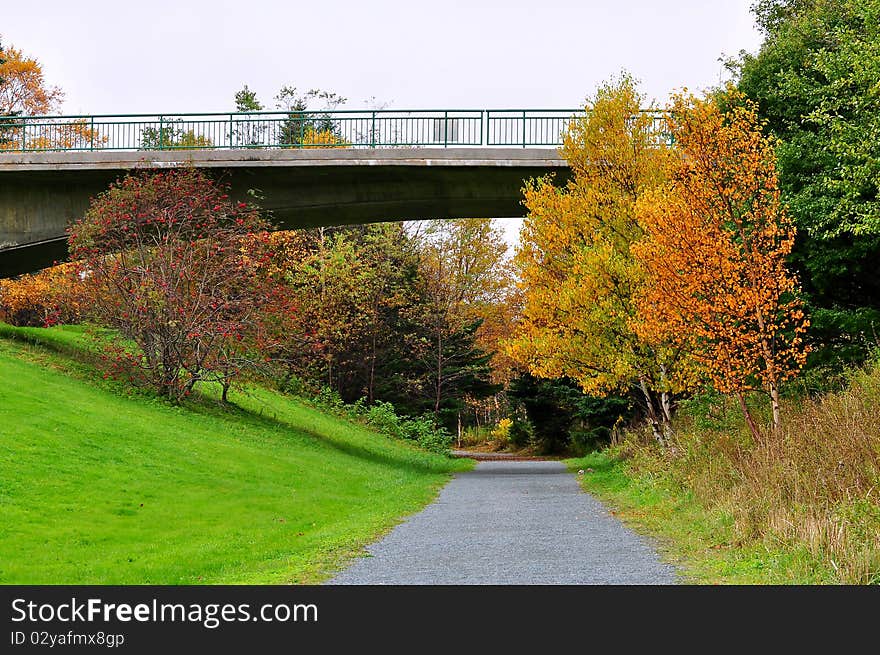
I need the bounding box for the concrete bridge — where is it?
[0,107,668,276]
[0,147,568,276]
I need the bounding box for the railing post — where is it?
[443,111,448,147]
[370,111,376,148]
[159,115,164,150]
[229,114,234,148]
[90,117,95,151]
[21,119,26,152]
[522,110,527,148]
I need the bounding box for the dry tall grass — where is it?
[624,361,880,583]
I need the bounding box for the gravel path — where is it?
[330,460,677,584]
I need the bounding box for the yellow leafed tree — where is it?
[300,127,349,148]
[505,76,692,443]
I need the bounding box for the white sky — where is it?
[1,0,765,243]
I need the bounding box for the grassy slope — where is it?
[566,452,837,584]
[0,325,470,584]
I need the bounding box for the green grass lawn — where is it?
[0,325,470,584]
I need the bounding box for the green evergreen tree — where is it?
[403,317,500,430]
[231,84,266,146]
[508,374,632,454]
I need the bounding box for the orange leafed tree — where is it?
[0,43,62,115]
[0,43,103,150]
[633,91,810,437]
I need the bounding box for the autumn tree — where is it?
[505,76,686,443]
[0,42,100,150]
[0,40,6,90]
[246,230,321,389]
[633,92,810,437]
[0,39,14,146]
[69,168,283,401]
[0,43,62,116]
[409,218,510,428]
[269,223,425,405]
[253,218,512,432]
[286,227,376,392]
[0,41,60,149]
[464,277,523,429]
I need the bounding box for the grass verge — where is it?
[568,447,877,585]
[0,325,471,584]
[568,358,880,585]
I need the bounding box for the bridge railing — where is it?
[0,109,668,152]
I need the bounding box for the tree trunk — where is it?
[769,382,780,432]
[753,302,782,433]
[660,391,672,424]
[368,329,377,404]
[435,326,442,416]
[736,391,763,443]
[658,364,674,439]
[638,376,666,446]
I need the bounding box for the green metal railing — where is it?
[0,109,667,152]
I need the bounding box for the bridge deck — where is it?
[0,147,564,171]
[0,148,568,277]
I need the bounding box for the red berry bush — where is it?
[68,168,291,401]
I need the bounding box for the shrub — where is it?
[365,401,403,439]
[400,416,452,454]
[277,374,308,396]
[508,374,631,454]
[306,391,453,455]
[313,387,346,413]
[569,425,613,456]
[491,418,513,445]
[0,263,81,327]
[458,425,494,448]
[68,168,286,401]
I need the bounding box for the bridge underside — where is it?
[0,148,567,277]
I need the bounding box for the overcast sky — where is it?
[3,0,762,114]
[1,0,765,243]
